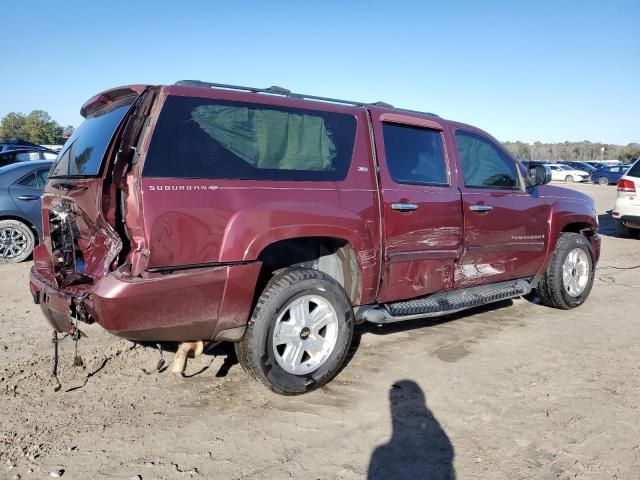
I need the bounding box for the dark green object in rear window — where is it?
[143,96,356,181]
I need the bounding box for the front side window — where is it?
[456,131,520,189]
[143,96,357,181]
[382,123,448,186]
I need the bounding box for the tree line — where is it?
[503,140,640,163]
[1,110,639,164]
[0,111,73,145]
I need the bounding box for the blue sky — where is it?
[2,0,638,144]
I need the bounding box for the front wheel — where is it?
[536,232,595,309]
[235,268,354,395]
[565,175,574,183]
[597,176,609,186]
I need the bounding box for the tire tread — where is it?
[536,232,594,309]
[235,268,353,395]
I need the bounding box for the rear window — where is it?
[143,96,357,181]
[627,160,640,178]
[50,98,134,177]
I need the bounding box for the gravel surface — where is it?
[1,182,638,479]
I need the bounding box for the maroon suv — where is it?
[30,81,600,394]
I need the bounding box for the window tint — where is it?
[627,160,640,178]
[456,131,519,189]
[36,168,50,187]
[382,123,448,186]
[16,151,41,161]
[17,172,38,188]
[0,152,16,166]
[143,96,357,181]
[50,98,134,177]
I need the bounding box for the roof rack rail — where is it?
[174,80,439,117]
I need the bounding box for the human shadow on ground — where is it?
[368,380,455,480]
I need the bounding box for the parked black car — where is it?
[0,148,56,168]
[565,161,598,173]
[0,160,53,263]
[0,139,54,153]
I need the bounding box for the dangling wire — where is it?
[51,330,62,392]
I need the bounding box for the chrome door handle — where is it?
[17,195,41,201]
[469,204,493,212]
[391,203,418,212]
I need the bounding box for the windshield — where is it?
[50,98,134,178]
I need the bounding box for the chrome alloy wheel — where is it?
[272,294,339,375]
[562,248,591,297]
[0,227,28,260]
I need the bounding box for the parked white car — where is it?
[546,163,591,182]
[612,159,640,237]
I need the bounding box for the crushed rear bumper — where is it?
[29,261,261,342]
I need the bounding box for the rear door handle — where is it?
[469,204,493,212]
[17,195,41,201]
[391,203,418,212]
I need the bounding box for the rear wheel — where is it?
[235,268,354,395]
[0,220,35,264]
[565,175,574,183]
[597,176,609,186]
[536,232,595,309]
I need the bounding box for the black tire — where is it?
[235,268,354,395]
[616,220,639,238]
[565,175,574,183]
[597,176,609,186]
[536,232,595,309]
[0,219,35,264]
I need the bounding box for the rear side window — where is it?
[36,168,50,187]
[143,96,357,181]
[382,123,448,186]
[456,131,520,189]
[627,160,640,178]
[50,98,134,177]
[17,172,38,188]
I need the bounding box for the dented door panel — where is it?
[370,108,464,303]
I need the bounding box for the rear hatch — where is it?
[38,86,147,288]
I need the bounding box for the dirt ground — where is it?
[1,182,639,480]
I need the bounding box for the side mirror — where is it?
[529,165,552,186]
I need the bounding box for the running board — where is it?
[358,279,532,324]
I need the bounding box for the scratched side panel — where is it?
[137,108,381,305]
[455,191,551,287]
